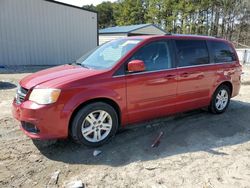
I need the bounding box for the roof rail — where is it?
[164,33,218,38]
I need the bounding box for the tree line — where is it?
[83,0,250,47]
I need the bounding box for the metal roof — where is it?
[99,23,161,34]
[44,0,98,14]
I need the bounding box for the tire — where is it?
[209,85,231,114]
[70,102,118,147]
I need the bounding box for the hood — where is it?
[20,65,103,89]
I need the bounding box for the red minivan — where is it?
[12,35,242,146]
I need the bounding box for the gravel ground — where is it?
[0,65,250,188]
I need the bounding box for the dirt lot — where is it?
[0,66,250,188]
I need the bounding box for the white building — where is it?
[236,49,250,64]
[0,0,98,66]
[99,24,166,45]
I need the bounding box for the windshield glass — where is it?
[76,38,142,70]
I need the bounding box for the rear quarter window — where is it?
[207,40,236,63]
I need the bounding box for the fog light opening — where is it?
[21,122,40,134]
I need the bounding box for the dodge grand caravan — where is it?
[12,35,242,146]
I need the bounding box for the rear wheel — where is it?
[70,102,118,147]
[209,85,231,114]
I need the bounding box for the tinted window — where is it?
[208,41,236,63]
[129,41,172,72]
[175,40,209,67]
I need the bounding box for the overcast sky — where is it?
[56,0,116,6]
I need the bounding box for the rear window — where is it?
[208,41,236,63]
[175,40,209,67]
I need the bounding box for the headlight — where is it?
[29,88,61,105]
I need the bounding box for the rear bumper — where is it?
[232,83,241,98]
[232,79,241,98]
[12,100,69,140]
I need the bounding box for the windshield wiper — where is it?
[68,60,80,65]
[68,61,90,69]
[81,64,90,69]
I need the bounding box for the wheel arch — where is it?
[211,80,233,102]
[217,81,233,96]
[68,97,122,135]
[209,81,233,114]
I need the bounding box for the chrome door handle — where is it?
[180,72,190,77]
[164,74,175,79]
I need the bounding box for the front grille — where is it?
[16,85,28,104]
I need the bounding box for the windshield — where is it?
[76,38,142,70]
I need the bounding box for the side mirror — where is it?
[127,60,145,72]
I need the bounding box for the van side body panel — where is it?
[12,35,241,140]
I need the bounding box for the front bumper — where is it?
[12,100,69,140]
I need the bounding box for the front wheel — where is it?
[70,102,118,147]
[209,85,231,114]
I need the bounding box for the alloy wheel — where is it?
[81,110,112,142]
[215,89,229,111]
